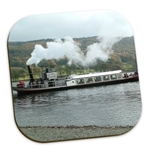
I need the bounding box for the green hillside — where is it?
[8,36,138,81]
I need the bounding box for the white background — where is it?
[0,0,150,149]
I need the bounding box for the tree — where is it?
[30,66,42,77]
[49,60,57,68]
[10,67,27,81]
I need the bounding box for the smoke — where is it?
[84,37,118,65]
[26,36,120,67]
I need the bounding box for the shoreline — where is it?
[19,125,134,142]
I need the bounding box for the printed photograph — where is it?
[7,10,142,142]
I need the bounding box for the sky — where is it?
[8,10,134,41]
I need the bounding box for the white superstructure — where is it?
[66,70,122,86]
[46,72,57,80]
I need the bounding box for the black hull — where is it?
[12,77,139,96]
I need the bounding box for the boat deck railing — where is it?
[26,83,45,88]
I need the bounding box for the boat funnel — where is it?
[27,65,35,82]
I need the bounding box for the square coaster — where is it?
[7,10,142,142]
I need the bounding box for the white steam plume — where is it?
[26,36,120,67]
[84,37,118,66]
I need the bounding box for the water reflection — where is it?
[14,91,71,108]
[13,82,142,127]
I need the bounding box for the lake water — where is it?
[13,82,142,127]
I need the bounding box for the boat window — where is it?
[110,74,117,79]
[94,76,101,82]
[72,81,74,83]
[76,78,84,84]
[103,75,109,80]
[86,77,93,83]
[118,73,122,78]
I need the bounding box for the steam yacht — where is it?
[12,65,139,95]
